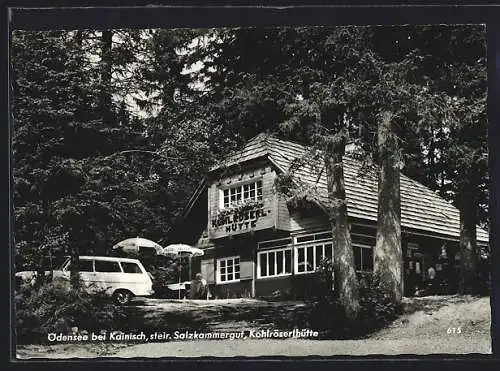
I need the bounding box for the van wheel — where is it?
[113,289,133,305]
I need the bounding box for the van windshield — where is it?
[61,257,71,271]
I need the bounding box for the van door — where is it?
[57,258,94,288]
[120,261,150,295]
[79,259,95,290]
[93,259,123,294]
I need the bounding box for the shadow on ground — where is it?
[123,299,314,335]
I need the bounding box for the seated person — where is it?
[190,273,209,299]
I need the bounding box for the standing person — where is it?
[426,266,438,295]
[437,246,450,294]
[199,274,209,300]
[405,261,418,297]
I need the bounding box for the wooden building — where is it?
[171,133,489,298]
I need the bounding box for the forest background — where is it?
[11,26,487,286]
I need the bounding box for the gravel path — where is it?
[16,295,492,358]
[111,337,490,357]
[109,295,492,357]
[17,337,490,359]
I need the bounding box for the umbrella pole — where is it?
[189,255,192,281]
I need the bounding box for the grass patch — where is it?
[401,294,472,315]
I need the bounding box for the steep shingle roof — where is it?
[211,133,489,243]
[210,133,270,172]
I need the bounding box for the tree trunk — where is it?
[34,197,50,289]
[428,125,436,186]
[33,245,46,290]
[458,180,479,295]
[100,30,113,126]
[73,30,89,123]
[69,226,81,289]
[324,133,360,321]
[374,111,404,304]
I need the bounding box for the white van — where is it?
[16,256,154,305]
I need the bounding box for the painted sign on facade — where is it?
[208,166,276,239]
[209,201,274,238]
[210,202,271,233]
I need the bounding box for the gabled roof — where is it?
[210,132,272,172]
[211,133,489,243]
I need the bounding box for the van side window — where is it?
[80,260,94,272]
[65,260,93,272]
[95,260,122,272]
[121,262,142,274]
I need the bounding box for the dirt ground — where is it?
[15,295,492,359]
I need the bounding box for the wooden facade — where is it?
[172,133,489,299]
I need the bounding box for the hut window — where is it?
[353,244,373,272]
[293,232,333,274]
[257,237,292,250]
[295,242,334,274]
[257,247,292,278]
[295,231,331,244]
[216,256,240,283]
[221,180,263,208]
[407,243,419,258]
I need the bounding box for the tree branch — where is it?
[106,150,185,162]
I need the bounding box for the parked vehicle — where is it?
[15,256,154,305]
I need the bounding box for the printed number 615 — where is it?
[447,327,462,334]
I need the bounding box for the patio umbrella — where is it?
[112,237,164,256]
[161,244,204,257]
[161,244,204,299]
